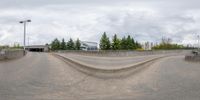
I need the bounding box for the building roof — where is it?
[81,41,98,47]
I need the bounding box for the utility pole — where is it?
[19,20,31,51]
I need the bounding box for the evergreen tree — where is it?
[126,35,133,50]
[51,38,60,50]
[131,38,137,49]
[60,38,66,50]
[67,38,75,50]
[111,34,121,50]
[120,36,127,50]
[100,32,111,50]
[135,41,142,49]
[75,38,81,50]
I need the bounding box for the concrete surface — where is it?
[55,53,165,70]
[58,50,190,57]
[53,53,160,78]
[0,49,25,60]
[0,52,200,100]
[185,54,200,61]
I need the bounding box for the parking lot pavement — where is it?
[0,52,200,100]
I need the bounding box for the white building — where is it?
[80,41,98,51]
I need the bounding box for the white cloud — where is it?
[0,0,200,46]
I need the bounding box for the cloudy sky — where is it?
[0,0,200,46]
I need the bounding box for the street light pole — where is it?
[19,20,31,51]
[28,37,29,46]
[198,35,200,50]
[23,22,26,51]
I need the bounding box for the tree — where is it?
[135,41,142,49]
[67,38,75,50]
[51,38,60,50]
[120,36,127,50]
[111,34,121,50]
[131,38,137,49]
[161,37,172,44]
[13,43,21,49]
[126,35,133,50]
[75,38,81,50]
[16,44,21,48]
[100,32,111,50]
[60,38,67,50]
[152,37,183,50]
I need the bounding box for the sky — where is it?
[0,0,200,46]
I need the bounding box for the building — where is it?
[25,45,49,52]
[80,41,98,51]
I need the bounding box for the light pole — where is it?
[19,20,31,51]
[198,35,200,50]
[28,37,30,46]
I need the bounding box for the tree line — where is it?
[50,33,193,51]
[152,37,185,50]
[51,38,81,50]
[50,32,142,51]
[99,32,142,50]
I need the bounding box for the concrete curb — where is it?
[185,55,200,62]
[53,53,165,73]
[58,50,190,57]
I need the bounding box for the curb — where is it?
[185,55,200,62]
[53,53,165,73]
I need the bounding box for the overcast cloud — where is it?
[0,0,200,46]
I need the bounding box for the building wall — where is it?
[80,41,98,51]
[26,45,49,52]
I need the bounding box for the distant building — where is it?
[80,41,98,51]
[25,45,49,52]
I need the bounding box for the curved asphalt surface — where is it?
[56,53,165,69]
[0,52,200,100]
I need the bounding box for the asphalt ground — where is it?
[0,52,199,100]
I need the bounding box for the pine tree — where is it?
[111,34,121,50]
[120,36,127,50]
[51,38,60,50]
[67,38,75,50]
[100,32,111,50]
[75,38,81,50]
[126,35,133,50]
[131,38,137,49]
[135,41,142,49]
[60,38,66,50]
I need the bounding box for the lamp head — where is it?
[27,20,31,22]
[19,21,24,23]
